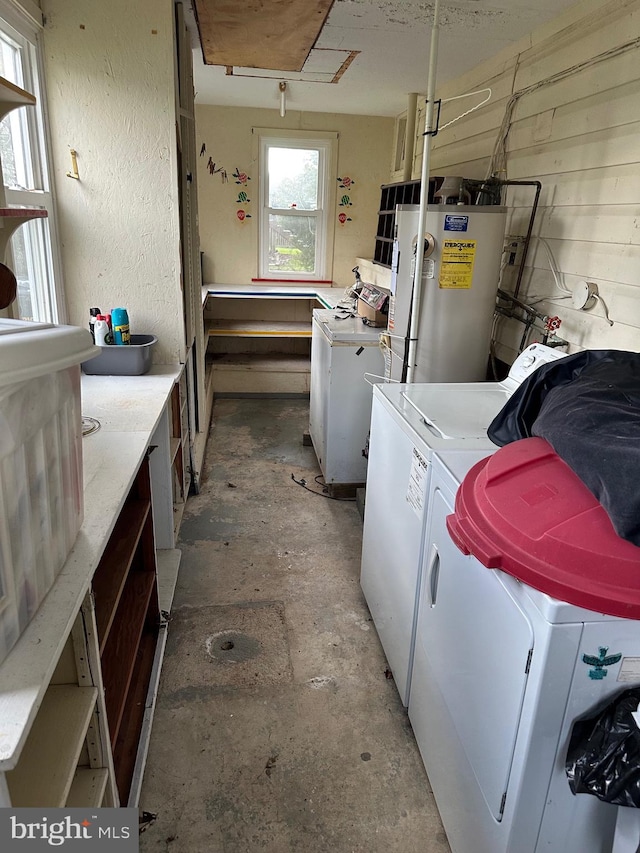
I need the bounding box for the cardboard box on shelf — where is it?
[357,283,390,328]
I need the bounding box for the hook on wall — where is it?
[66,148,79,180]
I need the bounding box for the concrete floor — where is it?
[140,397,450,853]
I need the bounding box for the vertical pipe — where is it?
[279,81,287,117]
[406,0,440,384]
[402,93,418,181]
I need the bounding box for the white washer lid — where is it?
[0,318,99,386]
[401,384,511,438]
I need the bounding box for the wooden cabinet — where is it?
[171,371,190,535]
[92,457,160,804]
[203,285,338,395]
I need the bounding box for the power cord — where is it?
[290,472,356,501]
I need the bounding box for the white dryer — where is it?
[360,343,565,705]
[409,440,640,853]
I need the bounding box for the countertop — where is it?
[202,282,342,309]
[0,365,182,770]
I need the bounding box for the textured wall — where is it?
[41,0,184,363]
[195,105,394,287]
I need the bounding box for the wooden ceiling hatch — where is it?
[194,0,336,72]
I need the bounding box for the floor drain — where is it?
[205,630,261,664]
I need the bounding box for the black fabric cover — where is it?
[487,350,640,546]
[487,350,615,446]
[566,687,640,807]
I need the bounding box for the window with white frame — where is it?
[258,131,337,281]
[0,4,62,323]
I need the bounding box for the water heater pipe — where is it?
[406,0,441,384]
[402,93,418,181]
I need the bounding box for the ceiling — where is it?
[186,0,581,118]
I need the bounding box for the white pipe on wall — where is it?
[406,0,440,384]
[402,92,418,182]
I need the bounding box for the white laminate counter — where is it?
[202,282,342,309]
[0,365,182,770]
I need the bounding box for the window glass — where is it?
[259,135,335,281]
[268,213,317,275]
[0,10,61,323]
[0,31,32,190]
[268,147,319,210]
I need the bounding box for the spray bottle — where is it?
[94,315,110,346]
[111,307,130,345]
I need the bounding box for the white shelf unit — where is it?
[67,768,110,808]
[6,685,98,807]
[0,367,185,809]
[203,283,339,395]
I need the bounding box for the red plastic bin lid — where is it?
[446,437,640,619]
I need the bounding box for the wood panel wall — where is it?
[406,0,640,362]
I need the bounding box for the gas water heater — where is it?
[387,203,507,383]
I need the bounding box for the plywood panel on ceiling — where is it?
[195,0,335,72]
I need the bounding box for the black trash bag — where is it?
[566,687,640,807]
[487,349,618,446]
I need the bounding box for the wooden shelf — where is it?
[208,353,311,395]
[207,319,312,338]
[0,75,36,120]
[210,353,311,372]
[0,208,48,257]
[0,207,47,218]
[170,436,181,463]
[92,498,151,651]
[66,767,109,807]
[102,572,157,748]
[113,623,159,804]
[6,686,97,807]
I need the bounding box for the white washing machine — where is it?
[360,343,565,705]
[309,308,384,486]
[409,440,640,853]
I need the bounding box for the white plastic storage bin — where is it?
[0,319,97,665]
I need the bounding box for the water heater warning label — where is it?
[439,240,477,289]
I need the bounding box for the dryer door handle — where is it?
[426,544,440,607]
